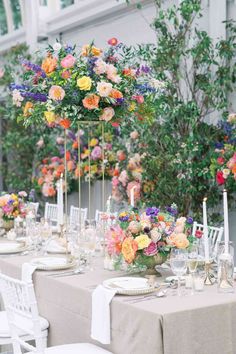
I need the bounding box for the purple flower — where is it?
[91,146,102,160]
[9,83,30,91]
[65,45,73,53]
[21,91,47,102]
[166,206,178,216]
[20,59,46,78]
[186,217,193,224]
[28,189,35,202]
[115,98,125,105]
[214,142,224,149]
[146,207,159,216]
[119,215,129,222]
[143,241,157,256]
[67,130,76,140]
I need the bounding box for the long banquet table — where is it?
[0,254,236,354]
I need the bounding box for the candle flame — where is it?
[203,197,207,202]
[60,173,63,178]
[223,189,227,193]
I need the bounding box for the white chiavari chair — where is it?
[0,273,112,354]
[28,202,39,215]
[192,221,224,256]
[69,206,87,227]
[0,274,48,352]
[44,203,58,225]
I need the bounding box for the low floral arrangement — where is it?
[10,38,162,128]
[0,192,27,221]
[210,114,236,188]
[106,205,194,270]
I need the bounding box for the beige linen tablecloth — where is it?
[0,255,236,354]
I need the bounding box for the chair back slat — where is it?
[192,222,224,256]
[44,203,58,225]
[69,206,87,226]
[0,273,45,354]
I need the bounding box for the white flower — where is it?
[149,78,166,89]
[12,89,24,107]
[53,42,62,51]
[150,228,162,242]
[97,81,113,97]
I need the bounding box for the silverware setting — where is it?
[47,269,83,277]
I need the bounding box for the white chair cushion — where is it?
[30,343,112,354]
[0,311,49,338]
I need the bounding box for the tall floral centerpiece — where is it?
[11,39,156,127]
[106,204,194,274]
[0,192,27,230]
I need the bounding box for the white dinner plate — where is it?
[103,276,156,295]
[30,256,75,271]
[0,241,27,254]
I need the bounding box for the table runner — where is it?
[0,255,235,354]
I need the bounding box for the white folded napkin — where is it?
[46,239,66,253]
[21,262,37,282]
[91,285,117,344]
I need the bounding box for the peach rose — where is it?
[82,94,100,110]
[121,237,138,264]
[49,85,65,101]
[110,89,123,99]
[97,81,113,97]
[174,233,189,249]
[41,55,57,74]
[99,107,115,121]
[61,54,76,68]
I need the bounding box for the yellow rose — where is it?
[135,234,151,250]
[89,138,98,147]
[91,165,98,174]
[44,111,56,123]
[77,76,92,91]
[91,46,102,56]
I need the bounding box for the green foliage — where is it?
[126,0,236,220]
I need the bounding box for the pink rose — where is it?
[128,221,141,234]
[118,170,128,187]
[61,54,76,68]
[126,181,141,201]
[61,70,71,79]
[143,241,157,256]
[100,107,115,122]
[112,177,119,187]
[132,95,144,104]
[217,157,225,165]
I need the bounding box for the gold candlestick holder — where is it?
[204,261,215,285]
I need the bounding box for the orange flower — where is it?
[41,54,57,74]
[75,167,83,178]
[59,118,71,129]
[38,177,44,185]
[123,68,136,77]
[158,215,165,222]
[72,141,78,149]
[57,164,65,175]
[41,167,48,175]
[84,165,90,172]
[48,186,56,197]
[65,151,71,161]
[23,102,34,117]
[232,164,236,174]
[67,160,74,171]
[110,89,123,99]
[82,94,100,110]
[91,46,102,56]
[122,237,138,264]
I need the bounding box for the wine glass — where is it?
[188,243,199,295]
[170,248,188,296]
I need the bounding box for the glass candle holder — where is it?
[217,253,234,293]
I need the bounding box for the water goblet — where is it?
[187,243,199,295]
[170,248,188,296]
